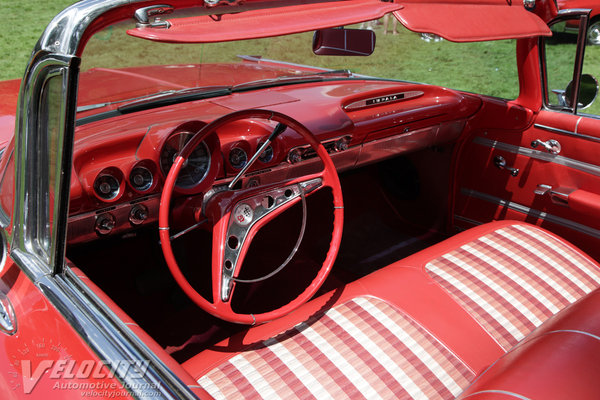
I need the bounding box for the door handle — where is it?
[534,184,574,206]
[494,155,519,176]
[531,139,561,155]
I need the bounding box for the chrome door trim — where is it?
[473,136,600,177]
[453,214,483,227]
[460,188,600,240]
[534,123,600,144]
[48,265,195,400]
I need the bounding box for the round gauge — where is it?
[160,132,211,189]
[229,147,248,169]
[258,144,274,163]
[129,166,153,192]
[94,174,120,200]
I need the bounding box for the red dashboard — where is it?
[67,79,481,244]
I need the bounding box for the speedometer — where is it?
[160,132,211,189]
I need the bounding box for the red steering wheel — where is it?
[159,109,344,324]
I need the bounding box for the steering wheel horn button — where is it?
[233,203,254,226]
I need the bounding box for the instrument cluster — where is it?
[159,131,212,189]
[92,160,159,203]
[69,120,291,244]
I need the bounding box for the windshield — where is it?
[77,16,518,117]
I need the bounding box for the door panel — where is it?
[453,109,600,259]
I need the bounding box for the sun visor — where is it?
[127,0,402,43]
[393,1,552,42]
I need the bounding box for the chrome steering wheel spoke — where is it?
[160,109,343,324]
[220,178,321,301]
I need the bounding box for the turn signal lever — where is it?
[494,155,519,177]
[531,139,561,155]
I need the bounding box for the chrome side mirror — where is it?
[562,73,599,109]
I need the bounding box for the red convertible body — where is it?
[1,0,600,398]
[557,0,600,44]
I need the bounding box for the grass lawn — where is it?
[1,0,76,81]
[80,21,521,99]
[3,2,600,112]
[1,2,519,99]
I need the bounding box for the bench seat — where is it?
[184,221,600,399]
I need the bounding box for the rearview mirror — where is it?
[313,28,375,56]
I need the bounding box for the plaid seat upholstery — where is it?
[199,297,474,399]
[195,223,600,399]
[425,224,600,349]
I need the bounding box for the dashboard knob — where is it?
[335,136,351,152]
[129,204,149,225]
[95,213,116,235]
[287,148,303,164]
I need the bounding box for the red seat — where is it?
[457,289,600,399]
[183,221,600,399]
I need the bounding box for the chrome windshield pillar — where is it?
[12,50,79,279]
[9,1,201,399]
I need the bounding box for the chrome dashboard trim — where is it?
[210,121,463,190]
[286,134,353,163]
[473,136,600,177]
[534,123,600,144]
[213,145,360,190]
[460,188,600,240]
[68,195,160,244]
[343,91,424,110]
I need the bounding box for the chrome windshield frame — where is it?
[10,1,204,399]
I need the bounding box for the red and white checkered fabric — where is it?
[198,297,474,399]
[425,224,600,349]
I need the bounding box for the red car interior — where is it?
[5,0,600,398]
[184,221,600,398]
[73,220,600,398]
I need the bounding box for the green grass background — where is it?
[1,0,76,81]
[80,21,521,99]
[2,1,598,110]
[0,1,520,99]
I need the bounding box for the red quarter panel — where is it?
[0,262,126,399]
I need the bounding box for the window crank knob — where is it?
[494,155,519,177]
